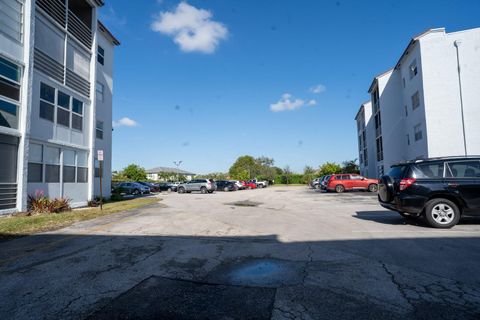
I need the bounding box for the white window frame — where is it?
[96,120,104,140]
[96,81,104,102]
[39,82,84,132]
[0,0,24,43]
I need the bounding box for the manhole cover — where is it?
[88,276,275,320]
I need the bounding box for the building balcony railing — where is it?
[67,9,92,48]
[33,48,65,83]
[36,0,67,27]
[36,0,93,49]
[66,68,90,97]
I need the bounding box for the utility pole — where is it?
[173,160,183,181]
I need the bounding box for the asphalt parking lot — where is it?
[1,186,480,319]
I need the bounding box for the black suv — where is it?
[215,180,238,192]
[378,156,480,228]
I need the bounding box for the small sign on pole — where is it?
[97,150,104,210]
[97,149,104,161]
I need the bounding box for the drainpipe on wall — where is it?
[454,40,468,156]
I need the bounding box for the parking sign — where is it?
[97,150,104,161]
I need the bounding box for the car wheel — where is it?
[133,189,140,195]
[424,198,460,228]
[178,187,185,194]
[167,188,172,192]
[368,184,378,192]
[224,187,229,192]
[335,185,345,193]
[200,187,207,194]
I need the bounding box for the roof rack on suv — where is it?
[392,155,480,166]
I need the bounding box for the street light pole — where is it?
[173,161,183,181]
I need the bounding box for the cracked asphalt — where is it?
[1,186,480,319]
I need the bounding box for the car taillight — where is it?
[399,178,416,191]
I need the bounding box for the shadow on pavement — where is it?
[1,232,480,319]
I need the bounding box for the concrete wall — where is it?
[420,28,480,157]
[93,30,115,198]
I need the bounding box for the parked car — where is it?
[230,180,245,190]
[319,175,331,190]
[114,182,151,195]
[242,180,257,189]
[216,180,238,192]
[252,179,268,188]
[137,182,160,193]
[310,177,322,189]
[326,174,378,193]
[177,179,217,194]
[378,156,480,228]
[158,182,177,192]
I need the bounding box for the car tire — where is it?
[224,187,229,192]
[368,184,378,192]
[378,176,394,202]
[178,187,185,194]
[133,189,140,195]
[200,187,207,194]
[335,185,345,193]
[424,198,460,228]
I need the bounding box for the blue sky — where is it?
[100,0,480,174]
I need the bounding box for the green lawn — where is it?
[0,197,159,240]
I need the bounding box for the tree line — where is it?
[112,157,359,185]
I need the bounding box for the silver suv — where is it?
[177,179,217,194]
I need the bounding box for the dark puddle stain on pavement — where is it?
[227,200,262,207]
[208,258,305,287]
[87,276,275,320]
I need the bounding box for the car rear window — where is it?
[414,163,444,178]
[387,165,408,178]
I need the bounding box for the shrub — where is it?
[28,190,71,215]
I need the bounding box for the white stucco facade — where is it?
[356,27,480,178]
[0,0,119,214]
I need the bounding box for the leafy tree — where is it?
[303,165,317,184]
[196,172,228,180]
[283,165,292,184]
[318,162,342,176]
[122,164,147,181]
[229,155,257,179]
[341,159,360,174]
[255,156,276,181]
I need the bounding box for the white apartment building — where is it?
[0,0,119,214]
[356,27,480,178]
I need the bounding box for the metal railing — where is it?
[34,48,65,83]
[66,68,90,97]
[0,183,17,210]
[36,0,66,27]
[67,9,92,48]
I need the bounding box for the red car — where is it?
[326,174,378,193]
[241,180,257,189]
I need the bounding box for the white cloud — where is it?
[307,99,317,106]
[151,2,228,54]
[270,93,306,112]
[309,84,326,94]
[113,117,139,128]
